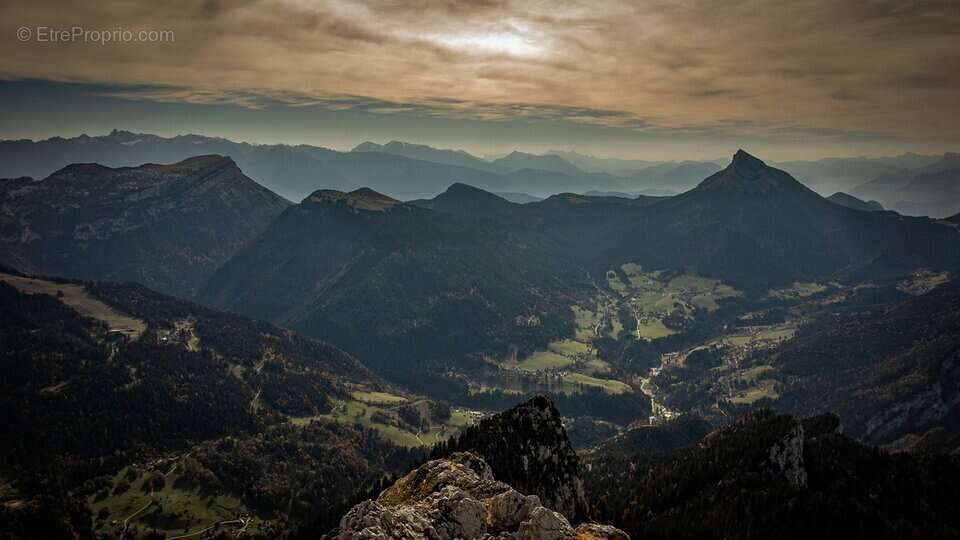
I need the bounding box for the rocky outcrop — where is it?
[333,452,627,539]
[766,420,807,488]
[441,396,589,521]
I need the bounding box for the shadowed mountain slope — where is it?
[0,271,419,537]
[585,409,960,539]
[198,188,581,386]
[767,279,960,444]
[0,155,289,298]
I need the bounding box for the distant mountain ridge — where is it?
[852,152,960,217]
[544,149,667,173]
[0,131,632,200]
[3,131,952,207]
[492,150,584,176]
[827,191,885,212]
[352,140,504,173]
[773,152,942,195]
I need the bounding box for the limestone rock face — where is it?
[767,421,807,489]
[333,452,628,539]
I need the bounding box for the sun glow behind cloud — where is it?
[425,20,547,58]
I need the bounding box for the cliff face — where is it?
[333,452,627,540]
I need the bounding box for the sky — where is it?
[1,0,958,161]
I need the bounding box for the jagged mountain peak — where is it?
[726,148,774,177]
[304,187,400,212]
[731,148,766,169]
[439,395,589,521]
[689,149,816,198]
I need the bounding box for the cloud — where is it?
[1,0,958,141]
[96,81,651,129]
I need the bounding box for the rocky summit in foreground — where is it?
[333,452,627,539]
[438,395,589,521]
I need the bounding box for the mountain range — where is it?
[853,152,960,218]
[4,148,958,397]
[0,131,630,201]
[3,137,960,538]
[2,131,952,214]
[352,140,505,173]
[197,183,580,392]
